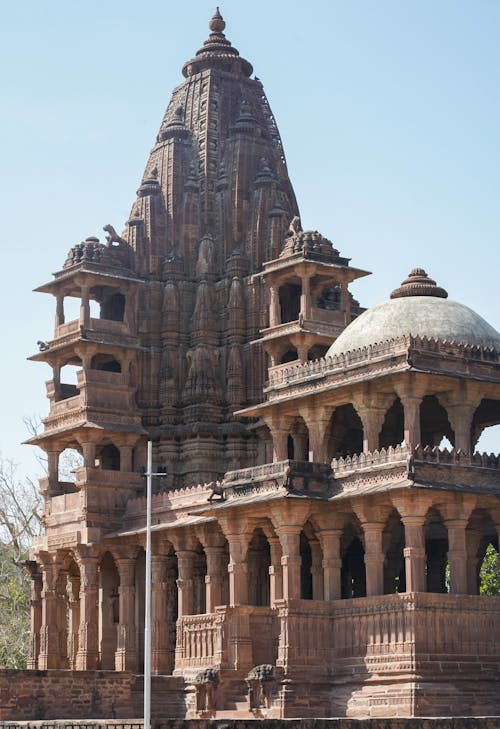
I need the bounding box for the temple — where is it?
[21,9,500,721]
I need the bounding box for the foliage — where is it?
[0,544,32,668]
[0,454,42,669]
[479,543,500,596]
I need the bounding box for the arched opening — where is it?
[58,357,83,401]
[307,344,329,360]
[420,395,454,448]
[466,509,499,595]
[280,348,298,364]
[99,551,119,670]
[279,282,301,323]
[424,508,449,593]
[248,528,271,606]
[341,520,366,599]
[193,542,207,615]
[383,510,406,593]
[58,447,83,483]
[474,425,500,453]
[90,353,122,373]
[96,443,120,471]
[256,425,273,466]
[99,291,126,322]
[379,398,404,449]
[300,531,313,600]
[288,417,309,461]
[326,404,363,460]
[316,284,341,311]
[472,399,500,453]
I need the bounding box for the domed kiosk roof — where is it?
[327,268,500,357]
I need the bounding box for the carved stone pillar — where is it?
[151,553,170,674]
[291,431,308,461]
[119,445,133,472]
[277,527,302,600]
[320,529,342,600]
[340,281,351,325]
[115,557,137,671]
[300,274,312,320]
[272,428,289,462]
[269,285,281,327]
[400,396,422,449]
[38,562,61,669]
[46,449,61,493]
[227,535,249,606]
[26,563,42,669]
[401,516,426,592]
[446,518,469,594]
[268,537,283,604]
[356,407,386,454]
[76,556,99,670]
[204,546,226,612]
[446,404,477,454]
[81,441,96,468]
[79,285,90,328]
[55,293,65,328]
[176,550,195,616]
[304,410,331,463]
[56,569,69,669]
[362,523,385,596]
[68,575,81,669]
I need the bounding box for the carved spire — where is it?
[182,8,253,78]
[390,268,448,299]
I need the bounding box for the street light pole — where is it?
[143,441,167,729]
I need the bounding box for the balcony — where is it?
[330,444,500,498]
[43,369,139,434]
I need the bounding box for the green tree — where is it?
[479,543,500,596]
[0,455,42,668]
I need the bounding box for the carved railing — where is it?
[331,444,410,475]
[55,319,80,339]
[88,317,128,335]
[331,445,500,477]
[75,467,143,489]
[266,334,500,390]
[275,594,500,678]
[175,611,224,670]
[47,491,81,514]
[77,369,129,387]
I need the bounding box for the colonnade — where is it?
[28,495,500,673]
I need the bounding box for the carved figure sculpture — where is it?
[194,667,219,714]
[245,664,275,711]
[103,224,127,247]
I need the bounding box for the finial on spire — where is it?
[390,268,448,299]
[209,7,226,33]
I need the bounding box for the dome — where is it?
[327,268,500,357]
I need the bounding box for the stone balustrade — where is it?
[266,334,500,392]
[175,611,225,669]
[75,467,143,489]
[276,592,500,673]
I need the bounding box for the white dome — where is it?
[327,269,500,357]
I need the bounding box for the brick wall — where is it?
[0,671,184,721]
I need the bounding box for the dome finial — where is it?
[390,267,448,299]
[209,7,226,33]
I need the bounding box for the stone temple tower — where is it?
[30,9,299,489]
[17,9,500,722]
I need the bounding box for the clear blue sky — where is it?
[1,0,499,477]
